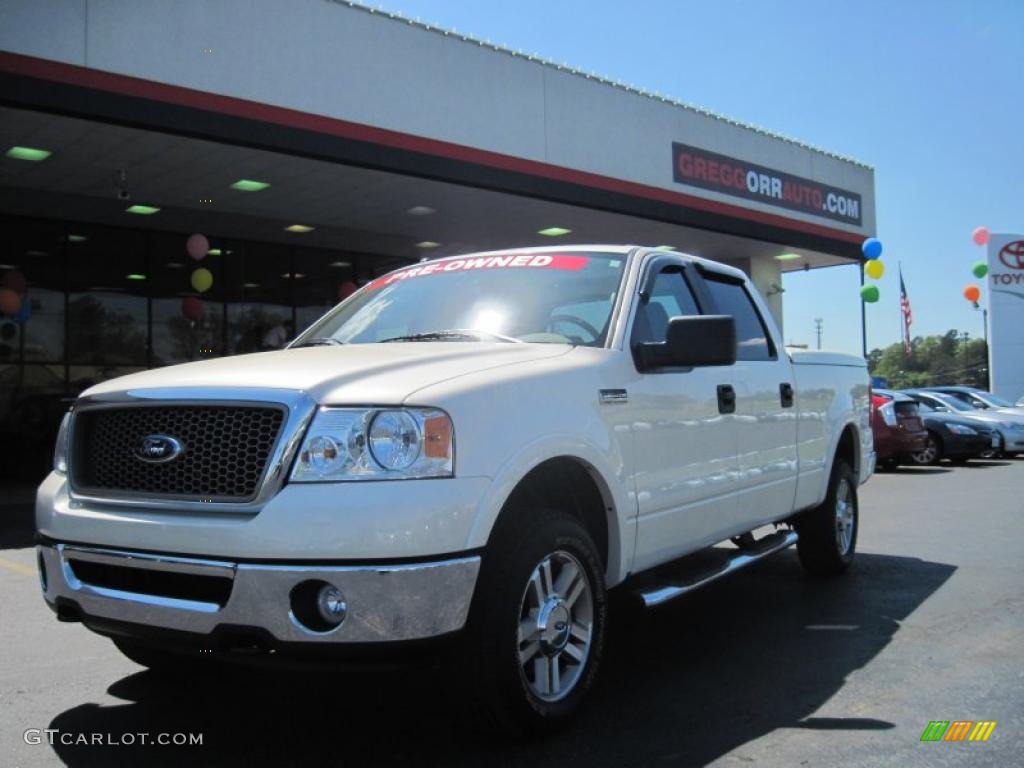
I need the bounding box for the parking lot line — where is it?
[0,556,35,577]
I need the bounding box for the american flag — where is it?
[899,266,913,356]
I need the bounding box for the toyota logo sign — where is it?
[998,240,1024,270]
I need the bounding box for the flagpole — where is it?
[859,261,867,358]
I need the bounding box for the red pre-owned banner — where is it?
[366,253,590,291]
[671,142,862,226]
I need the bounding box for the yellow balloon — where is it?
[864,259,885,280]
[191,267,213,293]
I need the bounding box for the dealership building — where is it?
[0,0,875,479]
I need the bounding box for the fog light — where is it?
[317,584,347,625]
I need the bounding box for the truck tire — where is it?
[464,508,607,735]
[795,460,858,576]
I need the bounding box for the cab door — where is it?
[701,271,799,531]
[629,259,740,572]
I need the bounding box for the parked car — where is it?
[903,389,1024,458]
[894,391,998,464]
[924,386,1024,418]
[36,246,874,733]
[870,389,929,468]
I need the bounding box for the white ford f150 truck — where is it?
[37,245,873,733]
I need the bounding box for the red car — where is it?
[871,390,928,468]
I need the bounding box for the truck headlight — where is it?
[53,412,71,474]
[945,423,977,436]
[290,407,453,482]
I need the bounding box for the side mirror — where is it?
[633,315,737,371]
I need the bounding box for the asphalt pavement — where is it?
[1,459,1022,767]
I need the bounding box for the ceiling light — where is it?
[329,261,351,268]
[280,272,306,279]
[415,241,440,249]
[165,262,185,269]
[25,250,48,257]
[775,253,802,261]
[538,227,571,237]
[206,248,222,256]
[0,264,17,269]
[66,234,87,243]
[125,273,147,281]
[244,282,260,289]
[125,204,160,215]
[6,146,51,162]
[406,206,435,216]
[285,224,314,233]
[230,179,271,192]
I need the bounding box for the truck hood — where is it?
[82,343,574,404]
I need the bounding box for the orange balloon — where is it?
[963,284,981,303]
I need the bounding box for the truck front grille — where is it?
[71,405,286,502]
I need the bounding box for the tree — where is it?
[868,330,988,389]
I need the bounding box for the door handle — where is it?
[780,382,794,408]
[717,384,736,415]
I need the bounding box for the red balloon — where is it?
[963,284,981,303]
[337,281,358,301]
[972,227,990,246]
[1,270,27,294]
[181,296,204,322]
[0,287,21,316]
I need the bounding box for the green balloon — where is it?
[860,284,880,303]
[972,260,988,278]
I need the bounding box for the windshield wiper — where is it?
[290,337,346,348]
[380,329,522,343]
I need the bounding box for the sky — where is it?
[368,0,1023,354]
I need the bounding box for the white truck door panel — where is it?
[629,265,739,572]
[700,275,799,531]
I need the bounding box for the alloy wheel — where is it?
[516,550,594,702]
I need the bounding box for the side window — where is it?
[631,269,699,345]
[703,276,775,361]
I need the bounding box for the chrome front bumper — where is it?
[38,543,480,644]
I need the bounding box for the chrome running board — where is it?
[637,530,798,608]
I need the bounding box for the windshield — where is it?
[295,251,628,347]
[931,393,973,412]
[978,392,1014,407]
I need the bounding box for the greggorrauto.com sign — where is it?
[672,142,863,225]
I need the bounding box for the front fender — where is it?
[465,435,635,587]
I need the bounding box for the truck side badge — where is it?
[599,389,628,404]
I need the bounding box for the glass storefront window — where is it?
[150,232,225,365]
[294,247,358,336]
[225,241,293,354]
[66,226,148,366]
[0,216,66,364]
[0,214,413,481]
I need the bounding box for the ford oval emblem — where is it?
[135,434,183,463]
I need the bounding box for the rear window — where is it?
[894,401,919,417]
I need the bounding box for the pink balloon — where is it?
[1,270,27,294]
[0,287,21,316]
[186,233,210,260]
[337,281,358,301]
[181,296,204,322]
[972,226,990,246]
